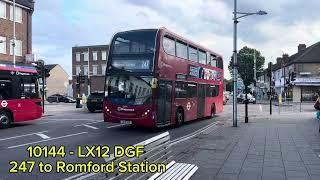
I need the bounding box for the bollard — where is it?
[76,97,82,108]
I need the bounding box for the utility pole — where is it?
[269,62,272,115]
[13,0,16,67]
[232,0,238,127]
[87,48,90,96]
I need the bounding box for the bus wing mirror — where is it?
[151,78,157,89]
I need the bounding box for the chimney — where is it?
[276,57,282,65]
[298,44,306,53]
[282,54,290,63]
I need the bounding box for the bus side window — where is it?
[0,79,13,100]
[210,55,217,67]
[175,82,187,98]
[187,83,197,98]
[217,57,224,69]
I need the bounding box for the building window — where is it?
[163,36,175,56]
[101,65,106,75]
[92,65,98,75]
[10,5,22,23]
[83,52,89,61]
[198,50,206,64]
[0,36,6,54]
[83,65,88,75]
[176,41,188,59]
[10,39,22,56]
[76,52,81,62]
[93,51,98,61]
[0,1,6,19]
[101,51,107,60]
[188,46,198,62]
[76,65,81,75]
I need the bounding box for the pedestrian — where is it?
[314,92,320,132]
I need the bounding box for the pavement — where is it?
[173,111,320,180]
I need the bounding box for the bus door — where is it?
[156,81,172,126]
[197,84,205,118]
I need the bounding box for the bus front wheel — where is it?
[0,111,12,129]
[175,109,184,127]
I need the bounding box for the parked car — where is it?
[47,94,76,103]
[237,94,256,104]
[87,92,104,113]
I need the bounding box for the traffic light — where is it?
[291,72,297,81]
[44,68,50,78]
[80,76,86,83]
[35,61,43,76]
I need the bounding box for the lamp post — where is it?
[13,0,16,67]
[232,0,267,127]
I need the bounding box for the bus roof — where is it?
[114,28,223,59]
[0,64,38,74]
[159,28,223,58]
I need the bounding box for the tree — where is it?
[224,79,233,92]
[228,46,265,88]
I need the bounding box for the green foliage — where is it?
[228,46,265,87]
[224,79,233,91]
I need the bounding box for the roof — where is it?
[287,42,320,65]
[272,41,320,71]
[0,64,37,73]
[9,0,34,10]
[44,64,58,72]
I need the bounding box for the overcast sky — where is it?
[32,0,320,79]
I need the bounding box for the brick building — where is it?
[0,0,34,65]
[72,45,109,98]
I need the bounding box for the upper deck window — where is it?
[209,55,217,67]
[199,50,206,64]
[176,41,188,59]
[163,36,175,56]
[188,46,198,62]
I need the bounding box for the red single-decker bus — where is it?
[0,65,42,129]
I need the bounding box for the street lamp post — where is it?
[232,0,267,127]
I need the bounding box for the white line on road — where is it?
[63,173,85,180]
[107,124,126,129]
[8,132,88,149]
[82,124,99,130]
[35,133,51,139]
[0,131,49,141]
[38,119,103,125]
[259,104,263,112]
[74,121,103,127]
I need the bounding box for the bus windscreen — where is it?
[109,30,157,72]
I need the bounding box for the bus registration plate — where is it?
[120,120,132,125]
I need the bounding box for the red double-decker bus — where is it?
[103,28,224,128]
[0,65,42,129]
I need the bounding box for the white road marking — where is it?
[82,124,99,130]
[0,131,48,141]
[74,173,96,180]
[63,173,85,180]
[74,121,103,127]
[35,133,50,139]
[38,119,103,125]
[259,104,263,112]
[107,124,126,129]
[8,132,88,149]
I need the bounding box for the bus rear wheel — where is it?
[0,111,12,129]
[175,109,184,127]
